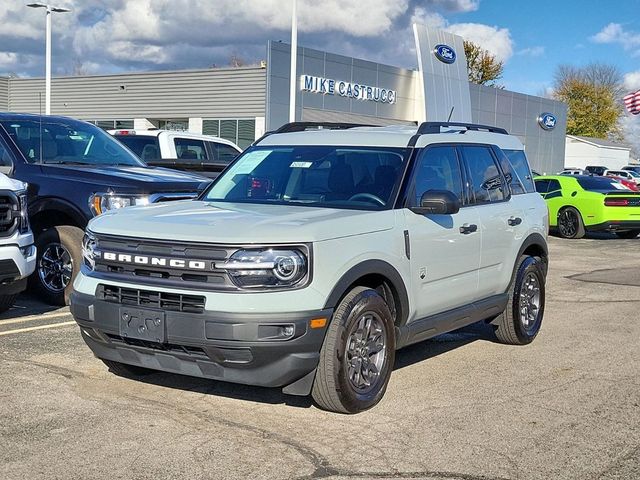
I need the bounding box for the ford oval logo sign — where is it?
[538,113,557,130]
[434,44,456,64]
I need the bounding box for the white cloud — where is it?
[623,71,640,91]
[446,23,513,62]
[591,23,640,50]
[517,46,545,57]
[620,115,640,159]
[0,0,503,76]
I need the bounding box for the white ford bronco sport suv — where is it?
[0,173,36,312]
[72,122,549,413]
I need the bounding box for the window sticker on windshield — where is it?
[290,161,312,168]
[232,150,272,174]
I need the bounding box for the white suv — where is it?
[0,173,36,312]
[109,129,241,178]
[72,122,548,413]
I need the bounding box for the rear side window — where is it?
[212,143,240,164]
[115,135,160,162]
[502,149,535,193]
[174,138,208,160]
[461,145,506,204]
[534,179,550,193]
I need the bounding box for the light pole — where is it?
[26,3,71,115]
[289,0,298,122]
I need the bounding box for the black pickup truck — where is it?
[0,113,211,305]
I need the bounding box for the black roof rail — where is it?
[416,122,509,135]
[252,122,375,146]
[274,121,375,133]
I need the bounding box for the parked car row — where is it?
[0,113,217,306]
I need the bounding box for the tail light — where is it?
[605,198,629,206]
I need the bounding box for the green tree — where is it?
[463,40,504,87]
[552,63,623,139]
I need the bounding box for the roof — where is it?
[259,125,524,150]
[566,135,631,150]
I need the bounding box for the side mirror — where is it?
[410,190,460,215]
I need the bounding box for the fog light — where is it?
[282,325,295,337]
[20,245,35,259]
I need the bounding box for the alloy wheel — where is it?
[38,242,74,293]
[519,272,541,333]
[558,209,578,237]
[345,312,387,394]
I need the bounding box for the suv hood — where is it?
[40,164,211,193]
[89,201,395,243]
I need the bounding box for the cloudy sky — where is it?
[1,0,640,148]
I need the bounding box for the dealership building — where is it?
[0,24,567,173]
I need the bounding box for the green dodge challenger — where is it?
[535,175,640,239]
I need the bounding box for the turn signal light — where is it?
[310,318,327,329]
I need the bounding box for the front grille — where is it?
[0,259,20,282]
[0,192,19,237]
[92,234,239,291]
[98,284,206,314]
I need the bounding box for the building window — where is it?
[202,119,255,149]
[91,120,134,130]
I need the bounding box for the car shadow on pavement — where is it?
[113,321,497,410]
[0,292,66,321]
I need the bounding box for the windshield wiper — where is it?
[44,160,94,166]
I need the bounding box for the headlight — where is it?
[82,231,98,271]
[216,248,308,289]
[89,193,150,216]
[17,190,30,234]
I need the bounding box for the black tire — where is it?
[615,230,640,239]
[494,255,546,345]
[312,287,395,414]
[557,207,585,239]
[30,226,84,306]
[100,359,154,377]
[0,294,17,314]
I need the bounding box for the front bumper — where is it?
[0,242,36,294]
[70,291,332,391]
[587,221,640,232]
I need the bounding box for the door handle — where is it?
[508,216,522,226]
[459,223,478,235]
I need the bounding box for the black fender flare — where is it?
[29,197,89,230]
[510,232,549,285]
[323,259,410,326]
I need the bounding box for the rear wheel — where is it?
[100,359,154,377]
[312,287,395,414]
[557,207,585,239]
[0,294,17,314]
[494,255,546,345]
[615,230,640,239]
[31,226,84,306]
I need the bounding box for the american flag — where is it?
[623,90,640,115]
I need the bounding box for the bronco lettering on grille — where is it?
[101,252,208,270]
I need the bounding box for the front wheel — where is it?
[30,226,84,306]
[312,287,395,414]
[615,230,640,239]
[494,255,546,345]
[557,207,585,239]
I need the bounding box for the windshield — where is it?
[578,176,631,192]
[0,118,144,166]
[202,146,408,210]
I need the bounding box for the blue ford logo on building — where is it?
[434,44,456,64]
[538,113,557,130]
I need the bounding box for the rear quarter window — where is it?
[502,149,535,194]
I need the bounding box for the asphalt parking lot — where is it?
[1,235,639,480]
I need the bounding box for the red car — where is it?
[606,174,639,191]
